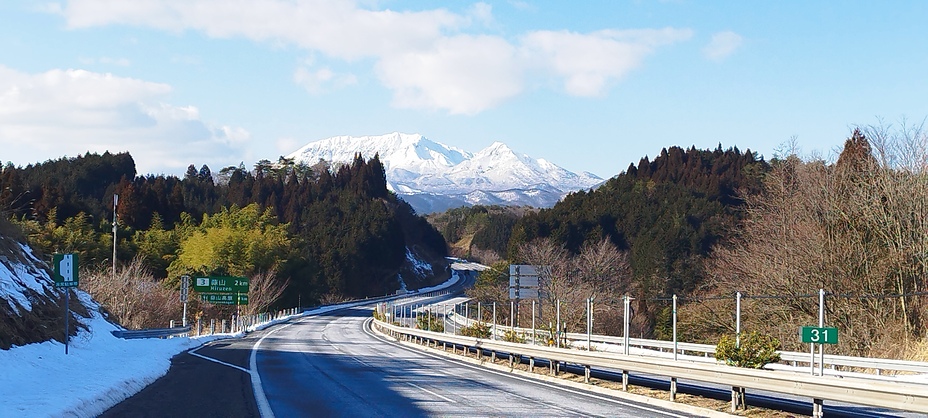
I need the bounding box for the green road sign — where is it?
[193,276,249,293]
[200,293,249,305]
[53,253,79,288]
[801,326,838,344]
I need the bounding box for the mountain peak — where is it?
[286,133,603,213]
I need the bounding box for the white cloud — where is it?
[468,2,494,27]
[521,28,693,96]
[293,64,358,94]
[55,0,692,114]
[60,0,463,59]
[376,35,522,115]
[0,65,249,174]
[703,31,743,62]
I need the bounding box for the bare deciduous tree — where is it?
[243,269,289,315]
[698,127,928,357]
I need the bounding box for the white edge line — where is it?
[405,382,458,403]
[364,318,692,418]
[250,319,301,418]
[189,347,251,374]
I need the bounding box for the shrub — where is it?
[503,329,525,343]
[460,322,491,338]
[715,331,782,368]
[416,311,444,332]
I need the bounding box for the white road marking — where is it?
[250,319,301,418]
[405,382,458,403]
[188,346,250,374]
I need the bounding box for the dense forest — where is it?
[509,145,767,297]
[0,152,448,310]
[449,145,770,342]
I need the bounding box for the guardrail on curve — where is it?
[373,318,928,415]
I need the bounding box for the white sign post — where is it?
[53,254,79,355]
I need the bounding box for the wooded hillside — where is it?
[1,152,448,309]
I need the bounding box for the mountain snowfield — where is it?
[286,132,604,213]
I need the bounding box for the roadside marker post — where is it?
[53,254,79,354]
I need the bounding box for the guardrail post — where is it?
[731,387,745,411]
[197,318,202,336]
[670,377,677,401]
[222,319,227,333]
[622,370,629,391]
[584,365,590,383]
[812,398,823,418]
[529,357,534,372]
[170,320,175,328]
[210,319,216,334]
[509,354,514,368]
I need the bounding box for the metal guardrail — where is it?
[449,314,928,376]
[111,326,192,339]
[374,319,928,414]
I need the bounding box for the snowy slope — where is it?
[286,132,603,213]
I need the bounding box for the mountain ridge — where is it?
[286,132,603,213]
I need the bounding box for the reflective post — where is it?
[556,299,561,348]
[587,297,592,351]
[623,295,630,355]
[492,302,497,340]
[673,294,678,361]
[736,291,742,347]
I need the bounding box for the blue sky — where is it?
[1,1,926,177]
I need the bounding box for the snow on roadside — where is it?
[0,290,232,418]
[0,267,462,417]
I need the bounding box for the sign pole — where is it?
[113,194,118,284]
[64,289,69,355]
[819,288,825,376]
[531,300,536,345]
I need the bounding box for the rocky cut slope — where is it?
[0,220,88,349]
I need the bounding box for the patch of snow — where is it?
[0,242,56,312]
[406,248,433,277]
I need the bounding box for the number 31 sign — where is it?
[801,326,838,344]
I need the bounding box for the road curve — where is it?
[255,306,698,418]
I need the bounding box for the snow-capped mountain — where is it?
[286,132,603,213]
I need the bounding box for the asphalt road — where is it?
[254,306,698,417]
[103,302,699,417]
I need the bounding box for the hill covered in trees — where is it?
[511,145,767,294]
[494,145,768,335]
[1,152,448,310]
[426,205,534,265]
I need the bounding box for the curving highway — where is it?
[252,305,698,417]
